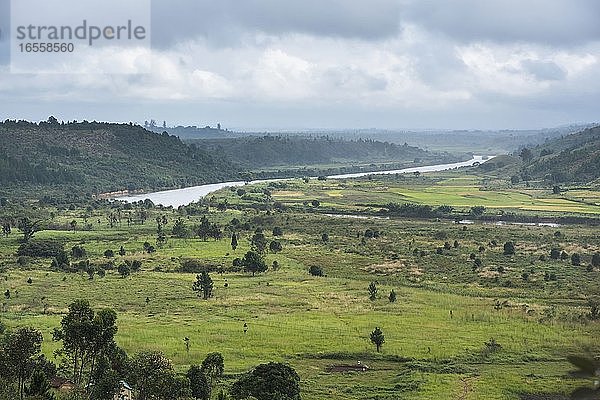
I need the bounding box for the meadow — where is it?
[1,171,599,399]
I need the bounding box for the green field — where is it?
[1,171,599,399]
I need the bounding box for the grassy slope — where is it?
[525,126,600,184]
[1,174,599,399]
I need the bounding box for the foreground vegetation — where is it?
[0,162,599,399]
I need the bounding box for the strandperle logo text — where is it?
[15,20,147,46]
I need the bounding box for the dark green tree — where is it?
[128,351,188,400]
[17,218,44,243]
[571,253,581,266]
[368,282,378,301]
[370,327,385,352]
[503,241,515,255]
[192,272,214,300]
[52,300,118,386]
[172,218,189,238]
[269,240,283,253]
[251,229,268,254]
[200,352,224,386]
[0,327,44,400]
[241,251,267,276]
[231,233,238,251]
[388,290,397,303]
[230,362,300,400]
[187,365,210,400]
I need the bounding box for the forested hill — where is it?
[522,125,600,183]
[0,119,239,195]
[189,135,449,168]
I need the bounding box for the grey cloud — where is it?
[521,60,565,81]
[151,0,402,48]
[323,67,388,92]
[404,0,600,46]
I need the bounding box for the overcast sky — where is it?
[1,0,599,130]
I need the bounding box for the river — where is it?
[115,155,492,207]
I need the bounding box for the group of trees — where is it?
[1,300,302,400]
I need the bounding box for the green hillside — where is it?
[190,135,451,168]
[0,119,238,196]
[525,126,600,183]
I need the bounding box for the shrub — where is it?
[17,239,65,258]
[309,266,324,277]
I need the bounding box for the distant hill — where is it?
[0,119,239,196]
[524,126,600,183]
[477,126,600,184]
[188,135,453,168]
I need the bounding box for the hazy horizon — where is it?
[1,0,600,130]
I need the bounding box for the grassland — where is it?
[1,169,599,399]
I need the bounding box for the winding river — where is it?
[115,155,491,208]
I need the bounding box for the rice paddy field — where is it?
[1,170,599,399]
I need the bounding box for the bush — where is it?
[309,266,324,277]
[503,241,515,255]
[17,239,65,258]
[71,245,86,259]
[230,362,300,400]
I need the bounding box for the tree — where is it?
[25,368,53,399]
[550,248,561,260]
[200,352,224,385]
[187,365,210,400]
[592,253,600,268]
[241,251,267,276]
[192,272,214,300]
[309,266,323,277]
[118,263,131,278]
[231,233,238,251]
[230,362,300,400]
[0,327,44,400]
[272,227,283,236]
[104,249,115,258]
[571,253,581,266]
[172,218,189,238]
[368,282,377,301]
[52,300,118,386]
[388,289,397,303]
[269,240,283,253]
[128,351,187,400]
[118,246,126,256]
[17,218,44,243]
[370,327,385,352]
[251,229,267,254]
[321,233,329,243]
[71,245,86,259]
[503,241,515,255]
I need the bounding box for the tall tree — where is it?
[192,272,214,300]
[128,351,188,400]
[17,217,44,243]
[250,229,267,254]
[52,300,118,386]
[200,352,224,386]
[0,327,44,400]
[370,327,385,352]
[231,233,238,251]
[187,365,210,400]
